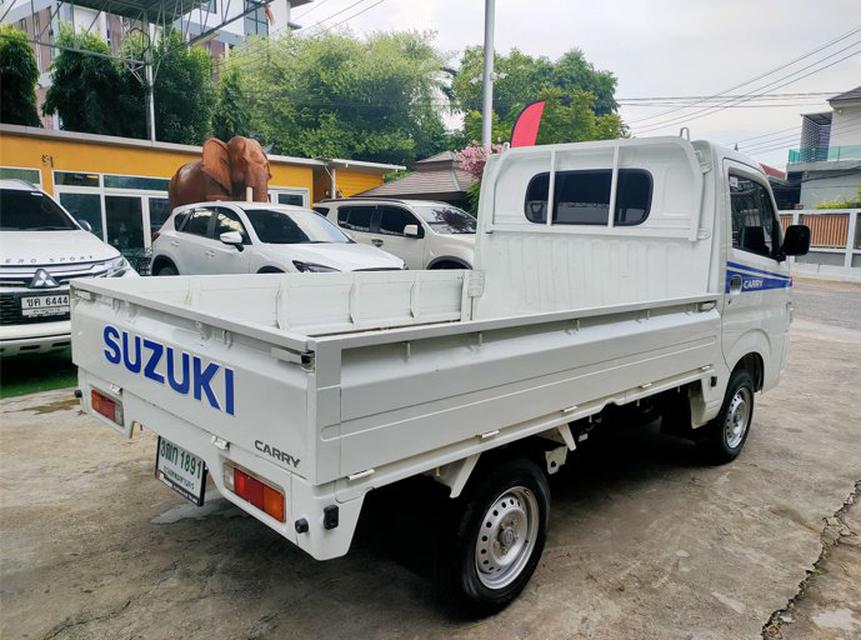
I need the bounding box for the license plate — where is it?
[155,437,207,506]
[21,294,69,317]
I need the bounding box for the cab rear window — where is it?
[525,169,652,226]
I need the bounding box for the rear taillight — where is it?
[223,463,285,522]
[152,230,160,241]
[91,389,123,425]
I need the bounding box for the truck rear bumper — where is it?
[78,368,364,561]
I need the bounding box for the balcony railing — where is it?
[788,146,861,164]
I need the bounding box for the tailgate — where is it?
[70,282,315,480]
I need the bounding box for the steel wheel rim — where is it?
[724,386,752,449]
[474,486,539,589]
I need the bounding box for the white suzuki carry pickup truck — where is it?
[0,180,137,355]
[70,137,810,614]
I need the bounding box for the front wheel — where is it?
[438,458,549,616]
[700,368,755,464]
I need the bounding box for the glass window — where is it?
[525,169,652,226]
[312,206,330,217]
[213,207,249,243]
[174,210,191,231]
[104,175,170,191]
[183,209,212,236]
[104,195,145,269]
[148,197,170,239]
[276,193,305,206]
[338,205,375,232]
[378,206,421,237]
[245,208,352,244]
[0,188,77,230]
[244,0,268,36]
[54,171,100,187]
[729,173,780,258]
[0,167,41,185]
[59,192,103,237]
[411,205,476,234]
[201,0,216,11]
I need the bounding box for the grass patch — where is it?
[0,349,77,399]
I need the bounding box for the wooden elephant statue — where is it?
[168,136,272,210]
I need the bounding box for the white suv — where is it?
[314,198,476,270]
[150,201,404,276]
[0,180,137,355]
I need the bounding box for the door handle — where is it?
[205,250,216,257]
[371,239,384,247]
[728,274,743,300]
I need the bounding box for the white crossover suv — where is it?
[0,180,137,356]
[150,202,404,276]
[314,198,476,270]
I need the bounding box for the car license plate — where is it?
[20,294,70,317]
[155,437,207,506]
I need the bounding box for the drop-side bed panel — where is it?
[333,300,721,477]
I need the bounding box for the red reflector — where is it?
[231,467,285,522]
[91,389,117,423]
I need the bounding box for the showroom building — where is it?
[0,124,401,272]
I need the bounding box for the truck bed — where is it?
[71,271,722,490]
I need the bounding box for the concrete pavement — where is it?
[1,279,859,639]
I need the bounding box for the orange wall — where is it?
[0,132,314,195]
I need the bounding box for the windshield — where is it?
[245,208,353,244]
[412,205,477,234]
[0,188,78,231]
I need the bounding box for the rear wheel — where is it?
[700,368,755,464]
[438,458,549,616]
[155,264,177,276]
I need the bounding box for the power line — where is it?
[314,0,388,34]
[634,41,861,134]
[293,0,337,21]
[626,23,861,126]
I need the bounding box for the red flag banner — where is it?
[510,100,546,148]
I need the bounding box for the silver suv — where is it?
[313,198,476,270]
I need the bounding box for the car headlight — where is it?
[105,256,132,277]
[292,261,339,273]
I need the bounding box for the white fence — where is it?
[778,209,861,282]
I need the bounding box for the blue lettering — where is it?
[143,339,165,384]
[224,367,235,416]
[167,347,190,394]
[193,356,220,410]
[103,326,120,364]
[122,332,141,373]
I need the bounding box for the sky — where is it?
[294,0,861,169]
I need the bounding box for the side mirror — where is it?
[78,219,93,233]
[219,230,244,251]
[781,225,810,257]
[403,224,420,238]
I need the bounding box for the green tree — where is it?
[212,66,251,140]
[452,47,624,144]
[224,30,449,164]
[43,26,140,136]
[123,29,215,144]
[0,25,41,126]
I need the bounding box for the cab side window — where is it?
[729,173,780,258]
[212,208,250,243]
[338,205,374,232]
[183,209,212,236]
[378,206,422,237]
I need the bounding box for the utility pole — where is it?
[145,23,157,142]
[481,0,495,151]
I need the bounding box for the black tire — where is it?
[155,264,177,276]
[700,368,755,464]
[438,458,550,617]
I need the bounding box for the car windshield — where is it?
[0,188,78,231]
[245,208,353,244]
[412,205,477,234]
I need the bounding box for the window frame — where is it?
[377,205,425,238]
[337,204,377,233]
[523,168,653,228]
[727,170,783,260]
